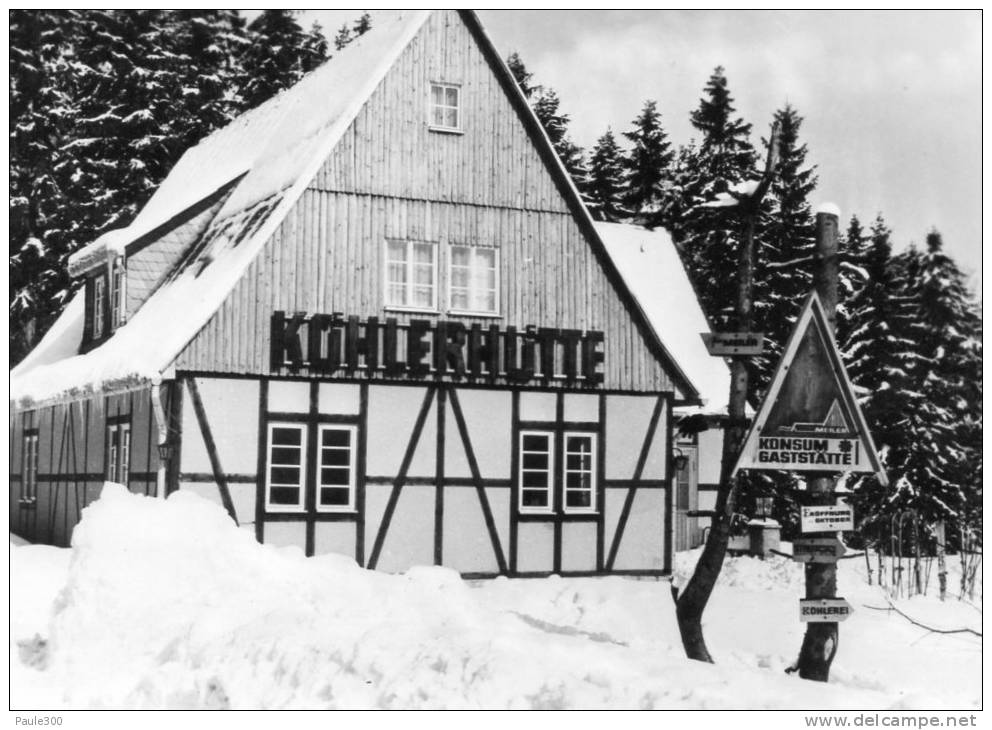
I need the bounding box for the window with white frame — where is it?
[106,422,131,484]
[110,257,126,328]
[266,423,306,511]
[563,432,597,512]
[316,425,357,511]
[519,431,553,512]
[430,83,460,130]
[22,432,38,503]
[385,240,437,310]
[93,276,106,339]
[449,245,498,314]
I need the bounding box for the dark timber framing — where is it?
[605,394,666,571]
[186,375,239,525]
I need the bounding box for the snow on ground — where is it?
[9,487,981,709]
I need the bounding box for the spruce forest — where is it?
[9,12,982,554]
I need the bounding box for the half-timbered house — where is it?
[10,10,719,577]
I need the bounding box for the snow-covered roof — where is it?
[13,11,431,405]
[595,222,731,415]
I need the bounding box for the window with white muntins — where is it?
[110,257,126,328]
[449,245,498,315]
[106,422,131,485]
[316,425,357,512]
[22,432,39,503]
[385,240,437,310]
[266,423,306,511]
[430,83,460,131]
[93,276,106,339]
[563,432,597,512]
[519,431,553,512]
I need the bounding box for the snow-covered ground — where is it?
[9,486,981,710]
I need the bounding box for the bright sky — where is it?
[300,9,982,294]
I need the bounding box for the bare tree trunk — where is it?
[935,521,947,601]
[674,122,780,660]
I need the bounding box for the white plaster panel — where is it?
[267,380,310,413]
[318,383,361,415]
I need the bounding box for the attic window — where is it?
[110,257,126,328]
[430,83,461,132]
[93,276,106,339]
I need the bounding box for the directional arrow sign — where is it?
[700,332,765,356]
[799,597,853,623]
[792,536,846,563]
[801,504,854,533]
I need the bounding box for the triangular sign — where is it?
[732,292,887,485]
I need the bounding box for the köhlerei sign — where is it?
[271,311,605,385]
[799,597,853,623]
[732,293,886,482]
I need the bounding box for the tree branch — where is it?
[861,598,982,637]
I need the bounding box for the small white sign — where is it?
[800,504,854,533]
[799,597,853,623]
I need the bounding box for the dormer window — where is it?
[110,257,126,327]
[430,83,460,132]
[93,276,106,339]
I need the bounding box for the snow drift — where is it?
[10,486,981,709]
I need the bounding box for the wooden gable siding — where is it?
[125,195,228,319]
[175,191,674,393]
[312,11,568,213]
[172,10,678,394]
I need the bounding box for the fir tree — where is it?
[622,99,674,217]
[506,51,537,99]
[504,53,586,191]
[240,10,319,109]
[351,12,372,37]
[585,129,627,222]
[836,215,870,348]
[674,67,758,333]
[753,105,817,395]
[895,231,983,536]
[9,10,78,361]
[301,21,330,73]
[333,24,352,51]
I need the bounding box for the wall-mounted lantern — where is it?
[672,448,689,473]
[157,441,175,462]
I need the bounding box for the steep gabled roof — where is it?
[12,10,702,406]
[596,222,731,415]
[13,11,431,404]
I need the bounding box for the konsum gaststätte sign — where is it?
[733,293,886,482]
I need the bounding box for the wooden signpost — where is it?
[799,598,853,623]
[731,207,887,682]
[700,332,765,356]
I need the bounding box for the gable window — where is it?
[385,240,437,310]
[563,432,597,513]
[110,257,126,328]
[93,276,106,339]
[106,422,131,484]
[430,83,460,131]
[266,423,306,512]
[316,425,357,512]
[21,431,39,504]
[519,431,553,512]
[449,245,498,314]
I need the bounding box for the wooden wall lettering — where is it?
[271,311,605,386]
